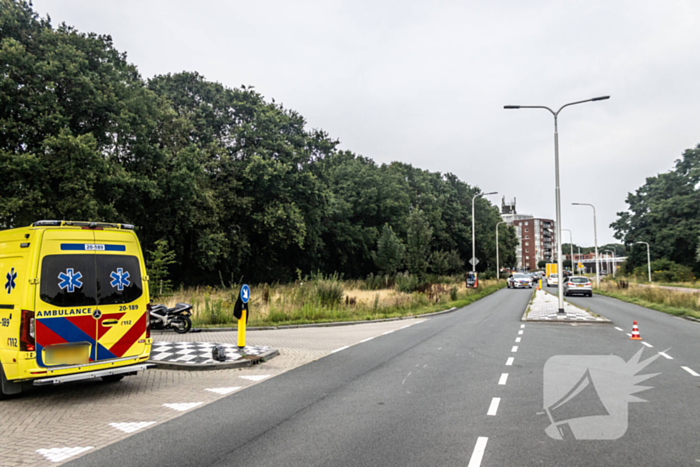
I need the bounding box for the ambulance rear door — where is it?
[92,229,148,361]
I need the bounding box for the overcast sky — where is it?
[32,0,700,247]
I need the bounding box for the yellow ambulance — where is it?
[0,220,153,398]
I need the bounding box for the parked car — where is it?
[546,274,559,287]
[564,276,593,297]
[507,273,533,289]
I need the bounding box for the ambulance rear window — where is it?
[96,255,143,304]
[40,254,143,307]
[40,255,97,307]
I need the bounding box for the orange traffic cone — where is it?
[630,320,642,340]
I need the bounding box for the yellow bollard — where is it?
[237,308,247,349]
[539,279,542,290]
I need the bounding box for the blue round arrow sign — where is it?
[240,284,250,304]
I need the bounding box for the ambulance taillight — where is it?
[20,310,35,352]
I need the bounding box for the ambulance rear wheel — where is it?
[101,375,125,383]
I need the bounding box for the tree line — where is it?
[612,144,700,279]
[0,1,518,286]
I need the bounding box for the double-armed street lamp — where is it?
[505,96,610,313]
[572,202,600,287]
[635,241,652,283]
[471,192,498,272]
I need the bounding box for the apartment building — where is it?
[500,198,555,271]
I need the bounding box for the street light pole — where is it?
[471,191,498,273]
[506,96,609,313]
[572,202,600,288]
[605,250,613,276]
[496,221,507,280]
[635,241,652,283]
[577,246,582,274]
[561,228,574,275]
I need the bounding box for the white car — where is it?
[546,274,559,287]
[564,276,593,297]
[508,273,533,289]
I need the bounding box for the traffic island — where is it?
[523,288,610,323]
[148,342,280,371]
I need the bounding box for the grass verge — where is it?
[594,282,700,320]
[164,279,507,328]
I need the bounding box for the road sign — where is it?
[240,284,250,304]
[469,257,479,266]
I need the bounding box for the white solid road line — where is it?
[681,366,700,377]
[487,397,501,416]
[382,330,395,335]
[331,346,350,353]
[515,337,521,343]
[641,342,653,348]
[615,327,624,331]
[658,351,673,360]
[400,324,411,329]
[511,346,518,353]
[498,373,508,385]
[468,437,489,467]
[360,336,375,343]
[506,357,514,366]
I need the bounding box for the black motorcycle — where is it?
[149,303,193,334]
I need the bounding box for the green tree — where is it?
[405,210,433,279]
[147,239,177,296]
[537,260,547,269]
[374,224,405,276]
[429,250,450,276]
[612,145,700,275]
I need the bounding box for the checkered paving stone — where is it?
[525,288,609,322]
[0,318,425,466]
[150,342,270,365]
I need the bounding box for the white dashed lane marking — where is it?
[518,330,523,335]
[681,366,700,377]
[109,422,156,434]
[614,327,624,331]
[37,447,94,463]
[240,375,271,381]
[205,387,241,395]
[487,397,501,416]
[658,351,674,360]
[468,437,489,467]
[498,373,508,385]
[506,357,514,366]
[163,403,203,412]
[520,324,525,329]
[511,346,518,353]
[641,342,653,348]
[515,337,521,343]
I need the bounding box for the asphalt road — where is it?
[67,288,700,467]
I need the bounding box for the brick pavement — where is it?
[0,318,425,466]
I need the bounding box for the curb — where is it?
[148,348,280,371]
[683,315,700,323]
[152,307,461,334]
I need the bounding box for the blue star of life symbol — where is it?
[5,267,17,294]
[58,268,83,293]
[110,268,130,291]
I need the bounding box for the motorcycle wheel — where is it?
[174,316,192,334]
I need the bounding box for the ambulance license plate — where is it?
[45,344,90,365]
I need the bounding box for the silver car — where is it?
[564,276,592,297]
